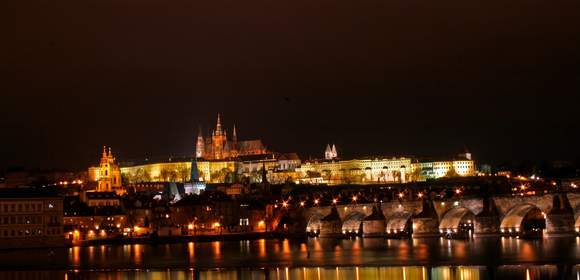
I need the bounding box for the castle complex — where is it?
[88,114,477,189]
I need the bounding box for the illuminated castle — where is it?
[195,114,268,160]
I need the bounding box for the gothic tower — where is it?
[195,127,205,158]
[212,113,227,159]
[324,144,333,160]
[231,124,239,158]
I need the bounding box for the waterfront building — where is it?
[0,187,64,249]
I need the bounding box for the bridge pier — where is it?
[319,207,343,238]
[362,206,386,238]
[412,198,440,238]
[545,193,576,237]
[474,197,500,237]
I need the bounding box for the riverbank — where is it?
[76,232,306,247]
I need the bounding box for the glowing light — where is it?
[455,189,461,194]
[116,224,121,228]
[188,224,194,230]
[398,193,404,198]
[282,201,288,208]
[213,222,221,228]
[314,199,319,205]
[332,198,338,204]
[300,201,305,207]
[352,196,357,202]
[417,193,423,198]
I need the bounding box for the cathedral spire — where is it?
[324,144,332,160]
[233,124,237,142]
[102,146,107,159]
[196,126,205,158]
[216,113,223,135]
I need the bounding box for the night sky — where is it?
[2,0,580,170]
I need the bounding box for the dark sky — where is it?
[1,0,580,170]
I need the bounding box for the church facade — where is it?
[96,146,123,193]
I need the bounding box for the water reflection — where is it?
[1,265,577,280]
[1,237,580,272]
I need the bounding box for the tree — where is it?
[410,167,423,182]
[177,166,190,182]
[159,168,170,182]
[445,167,459,178]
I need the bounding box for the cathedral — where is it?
[195,114,268,160]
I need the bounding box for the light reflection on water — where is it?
[0,265,577,280]
[1,237,580,278]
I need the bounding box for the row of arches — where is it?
[305,203,577,238]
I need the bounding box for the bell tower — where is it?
[97,146,123,193]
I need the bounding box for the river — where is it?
[1,237,580,279]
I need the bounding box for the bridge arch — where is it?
[573,204,580,230]
[500,203,546,233]
[342,211,366,233]
[306,213,325,233]
[439,207,475,232]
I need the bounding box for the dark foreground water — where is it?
[1,237,580,279]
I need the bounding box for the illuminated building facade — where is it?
[105,114,476,186]
[0,188,64,249]
[296,157,414,184]
[96,146,122,193]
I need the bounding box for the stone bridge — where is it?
[284,193,580,238]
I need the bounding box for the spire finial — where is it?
[216,113,222,133]
[102,146,107,158]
